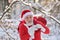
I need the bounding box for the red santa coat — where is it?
[18,17,50,40]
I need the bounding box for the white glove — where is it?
[28,25,36,39]
[36,24,45,32]
[28,24,45,40]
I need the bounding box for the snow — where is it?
[0,16,60,40]
[0,0,60,40]
[0,19,20,40]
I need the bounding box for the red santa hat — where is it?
[21,10,33,20]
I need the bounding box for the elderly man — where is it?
[18,10,50,40]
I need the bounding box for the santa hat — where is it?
[21,10,33,20]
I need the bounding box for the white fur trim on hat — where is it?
[22,12,33,20]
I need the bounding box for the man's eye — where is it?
[27,17,29,19]
[26,17,29,20]
[30,16,32,18]
[30,17,32,18]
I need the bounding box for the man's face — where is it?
[24,15,33,25]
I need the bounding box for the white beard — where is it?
[26,20,33,26]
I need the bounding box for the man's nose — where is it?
[28,18,31,20]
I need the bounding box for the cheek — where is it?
[30,17,33,21]
[25,16,33,22]
[25,18,29,22]
[25,18,29,21]
[26,19,29,21]
[29,17,33,21]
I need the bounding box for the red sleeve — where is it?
[41,25,50,34]
[37,16,47,25]
[34,19,50,34]
[38,21,50,34]
[18,23,30,40]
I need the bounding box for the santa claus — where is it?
[18,10,50,40]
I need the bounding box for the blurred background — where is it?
[0,0,60,40]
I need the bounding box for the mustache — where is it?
[28,21,33,23]
[26,21,33,26]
